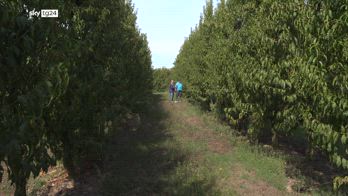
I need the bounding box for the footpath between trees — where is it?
[1,93,340,195]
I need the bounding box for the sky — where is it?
[132,0,218,69]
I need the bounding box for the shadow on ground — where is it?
[58,94,218,196]
[284,151,347,194]
[256,136,347,194]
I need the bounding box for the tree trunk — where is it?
[14,177,27,196]
[271,129,279,147]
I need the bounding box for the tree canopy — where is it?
[0,0,152,195]
[174,0,348,191]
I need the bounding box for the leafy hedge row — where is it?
[0,0,152,195]
[174,0,348,190]
[152,68,172,92]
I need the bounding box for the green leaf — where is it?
[341,135,347,145]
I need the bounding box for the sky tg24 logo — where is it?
[29,9,59,18]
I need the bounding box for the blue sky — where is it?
[132,0,217,69]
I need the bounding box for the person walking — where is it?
[175,81,183,102]
[169,80,175,102]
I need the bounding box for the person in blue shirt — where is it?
[175,81,183,102]
[169,80,175,102]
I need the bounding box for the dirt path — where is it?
[160,98,284,196]
[7,94,294,195]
